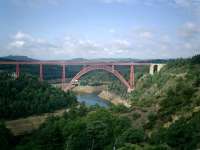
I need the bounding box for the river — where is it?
[76,93,109,107]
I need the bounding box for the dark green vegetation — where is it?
[0,55,200,150]
[0,73,77,119]
[3,106,169,150]
[0,122,14,150]
[127,55,200,149]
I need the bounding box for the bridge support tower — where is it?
[39,64,43,81]
[149,64,165,75]
[62,64,66,89]
[128,64,134,92]
[16,64,20,78]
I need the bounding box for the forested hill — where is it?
[0,55,37,61]
[0,73,77,120]
[126,55,200,149]
[129,55,200,113]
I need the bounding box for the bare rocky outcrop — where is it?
[98,90,131,107]
[72,85,105,94]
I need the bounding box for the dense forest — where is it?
[0,55,200,150]
[0,73,77,119]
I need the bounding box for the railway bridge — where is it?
[0,61,165,92]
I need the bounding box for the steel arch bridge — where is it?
[70,65,132,91]
[0,61,164,92]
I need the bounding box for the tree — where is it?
[0,73,77,119]
[117,128,146,147]
[0,122,14,150]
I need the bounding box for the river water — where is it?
[76,93,109,107]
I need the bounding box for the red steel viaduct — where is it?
[0,61,165,92]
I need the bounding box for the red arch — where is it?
[70,65,131,89]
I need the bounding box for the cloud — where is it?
[14,32,28,39]
[10,40,25,48]
[3,26,200,60]
[109,29,116,33]
[174,0,191,7]
[178,22,200,39]
[139,31,153,39]
[176,21,200,57]
[111,39,131,48]
[8,31,56,52]
[173,0,200,15]
[98,0,200,15]
[12,31,33,41]
[174,0,199,7]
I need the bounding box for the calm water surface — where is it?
[76,93,109,107]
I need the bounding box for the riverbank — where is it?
[72,85,105,94]
[98,90,131,107]
[73,85,131,107]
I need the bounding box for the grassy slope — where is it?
[5,109,69,136]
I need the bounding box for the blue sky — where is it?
[0,0,200,59]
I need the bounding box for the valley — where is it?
[0,55,200,150]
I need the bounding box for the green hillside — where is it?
[127,55,200,149]
[0,73,77,120]
[129,55,200,118]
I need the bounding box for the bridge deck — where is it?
[0,61,151,66]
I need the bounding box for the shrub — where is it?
[0,122,14,150]
[144,112,157,129]
[132,112,141,120]
[118,128,146,145]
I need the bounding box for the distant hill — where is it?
[136,59,174,63]
[69,58,89,61]
[0,55,37,61]
[0,55,173,63]
[70,58,172,63]
[88,58,139,62]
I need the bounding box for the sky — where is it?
[0,0,200,60]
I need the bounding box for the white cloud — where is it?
[12,31,34,42]
[174,0,200,7]
[8,31,56,51]
[14,32,28,39]
[175,21,200,57]
[173,0,200,15]
[174,0,191,7]
[139,31,153,39]
[178,22,200,39]
[109,29,116,33]
[3,26,200,60]
[111,39,131,49]
[10,40,25,48]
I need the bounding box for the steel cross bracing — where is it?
[0,61,152,92]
